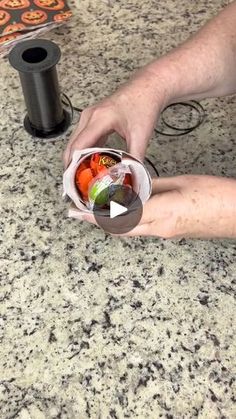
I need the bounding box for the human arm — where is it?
[64,1,236,165]
[74,175,236,239]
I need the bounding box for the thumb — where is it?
[63,119,114,168]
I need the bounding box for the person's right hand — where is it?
[63,66,170,168]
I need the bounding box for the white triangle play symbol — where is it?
[110,201,128,219]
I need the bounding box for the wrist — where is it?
[143,58,181,107]
[126,61,177,113]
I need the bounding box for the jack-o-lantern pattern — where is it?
[0,9,10,24]
[0,0,72,50]
[21,9,47,24]
[0,0,30,9]
[3,21,24,32]
[33,0,64,11]
[0,30,20,42]
[53,9,71,22]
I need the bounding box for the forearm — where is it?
[143,1,236,105]
[175,176,236,239]
[151,176,236,239]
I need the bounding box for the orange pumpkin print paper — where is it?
[53,9,71,22]
[0,30,20,42]
[0,0,30,9]
[0,0,72,52]
[21,9,47,24]
[0,9,10,25]
[33,0,64,11]
[3,21,24,32]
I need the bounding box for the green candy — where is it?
[89,179,110,205]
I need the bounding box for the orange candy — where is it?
[75,153,132,200]
[75,154,111,200]
[75,167,93,200]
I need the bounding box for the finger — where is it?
[68,208,98,225]
[130,187,176,227]
[64,119,114,168]
[63,133,108,170]
[114,188,179,237]
[69,122,112,160]
[69,109,94,144]
[81,213,97,225]
[63,111,92,168]
[128,135,147,161]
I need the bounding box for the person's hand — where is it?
[70,175,236,239]
[63,66,170,168]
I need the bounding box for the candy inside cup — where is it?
[74,152,133,209]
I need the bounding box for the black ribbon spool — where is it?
[9,39,70,139]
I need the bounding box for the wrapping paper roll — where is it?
[0,0,72,57]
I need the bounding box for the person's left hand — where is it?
[69,175,236,239]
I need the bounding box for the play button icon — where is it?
[110,201,128,219]
[93,185,143,234]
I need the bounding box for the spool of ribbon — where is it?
[9,38,70,138]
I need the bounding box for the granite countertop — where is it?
[0,0,236,418]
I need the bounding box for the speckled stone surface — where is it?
[0,0,236,418]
